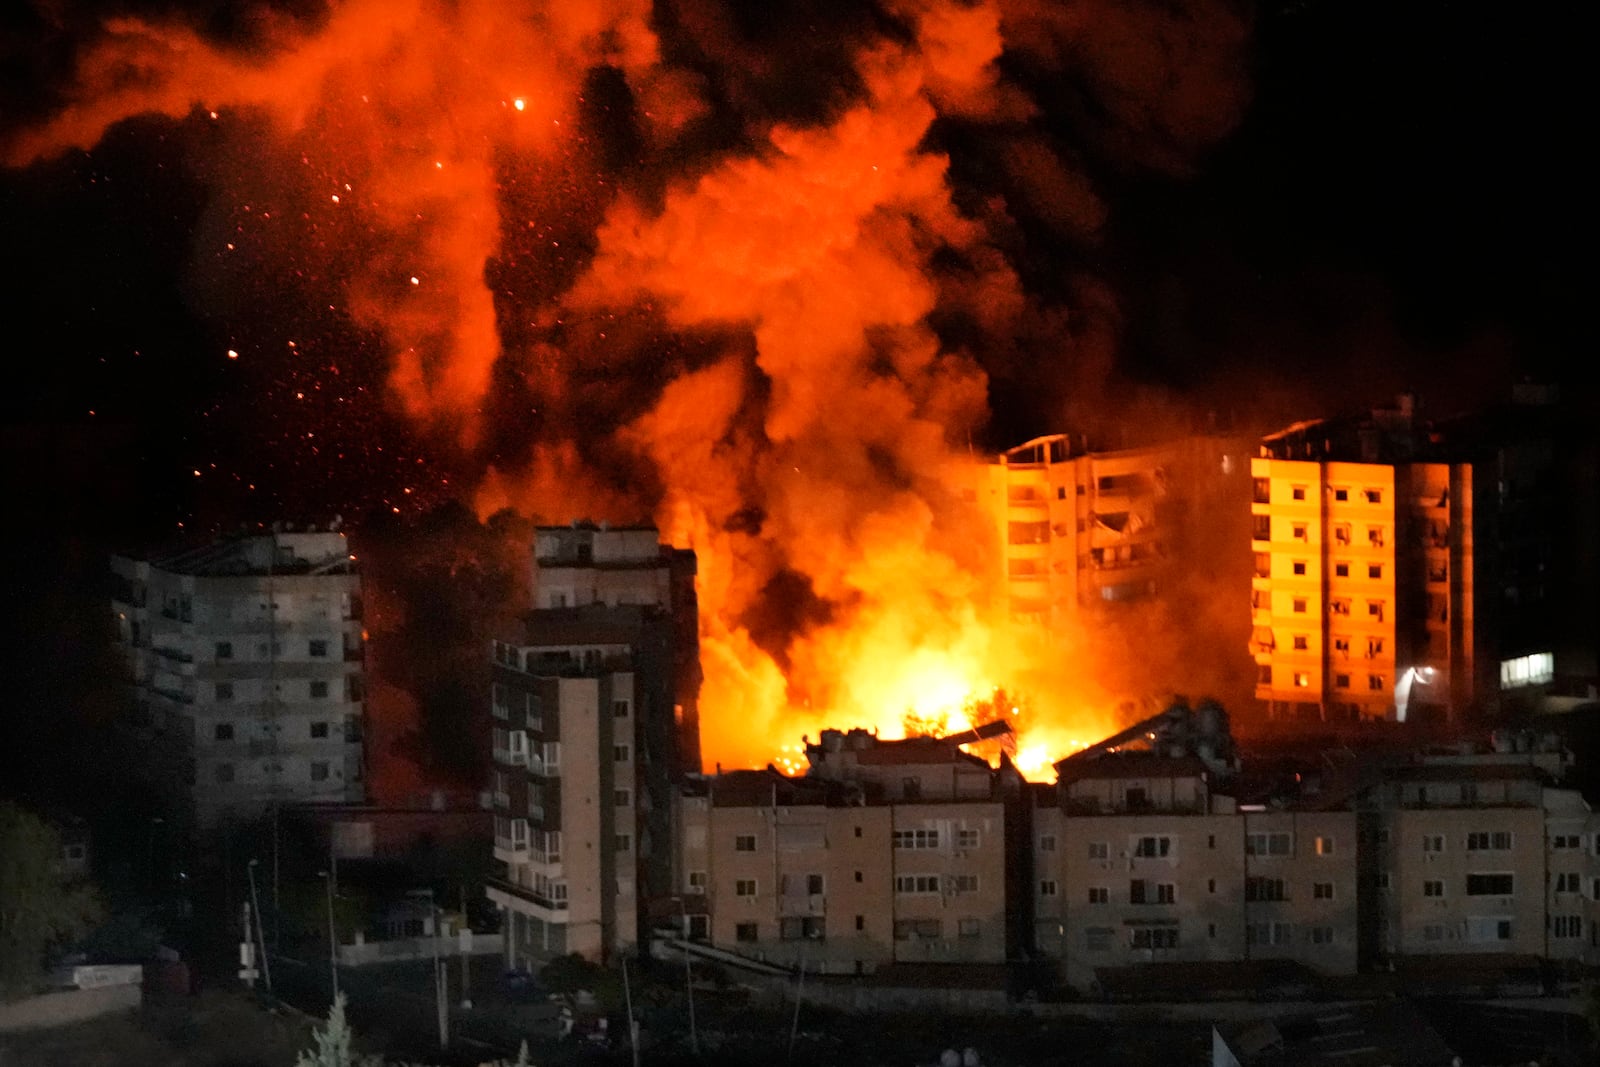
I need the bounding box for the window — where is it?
[1422,834,1445,853]
[1247,922,1293,947]
[1367,600,1384,619]
[1552,834,1581,851]
[1333,523,1351,545]
[1553,872,1580,894]
[687,871,706,891]
[613,700,630,718]
[542,741,561,770]
[214,723,234,741]
[1132,836,1172,858]
[779,917,824,941]
[1364,489,1382,504]
[1313,882,1335,900]
[1466,917,1513,943]
[1085,927,1114,951]
[1330,597,1351,616]
[613,744,629,762]
[893,829,940,850]
[1039,834,1056,852]
[1423,924,1446,942]
[1377,872,1391,891]
[1467,831,1513,851]
[1309,927,1336,946]
[1087,841,1108,860]
[1130,926,1179,950]
[614,834,632,852]
[310,721,329,739]
[310,761,329,782]
[1245,877,1287,902]
[1334,636,1350,655]
[215,763,234,783]
[895,875,940,894]
[948,874,979,893]
[1039,880,1058,898]
[1257,664,1273,686]
[1365,638,1384,658]
[735,922,758,942]
[1334,673,1351,688]
[1292,486,1306,501]
[1292,524,1307,541]
[1500,652,1554,689]
[893,919,942,941]
[735,879,757,897]
[1423,880,1445,898]
[1246,832,1293,857]
[310,680,329,699]
[1368,526,1385,548]
[1293,560,1307,576]
[734,834,757,852]
[854,871,862,883]
[215,682,235,702]
[1292,597,1307,614]
[1252,514,1272,541]
[1293,672,1310,688]
[1334,488,1349,502]
[1368,674,1386,691]
[956,828,980,849]
[1552,915,1583,939]
[216,641,233,659]
[1466,874,1514,896]
[1208,879,1216,893]
[1156,883,1176,904]
[1315,836,1336,856]
[855,915,865,931]
[1335,562,1350,577]
[1087,887,1109,904]
[1292,635,1308,651]
[1367,564,1383,580]
[957,918,980,939]
[309,639,329,657]
[614,789,631,807]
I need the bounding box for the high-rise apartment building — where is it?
[110,529,366,828]
[954,432,1241,622]
[1250,394,1566,722]
[486,524,700,967]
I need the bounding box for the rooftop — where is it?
[127,530,354,578]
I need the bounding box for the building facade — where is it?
[486,524,700,967]
[110,529,366,828]
[1251,393,1570,722]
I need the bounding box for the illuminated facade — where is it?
[110,529,366,828]
[671,731,1020,974]
[486,524,700,966]
[1251,394,1565,722]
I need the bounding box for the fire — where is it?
[3,0,1242,783]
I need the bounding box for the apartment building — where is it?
[1037,749,1358,989]
[1251,393,1569,723]
[486,524,700,967]
[951,432,1241,622]
[673,730,1019,974]
[1358,737,1600,966]
[110,528,366,828]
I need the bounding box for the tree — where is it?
[0,803,103,998]
[295,992,536,1066]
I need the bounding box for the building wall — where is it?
[111,533,366,827]
[1239,811,1360,976]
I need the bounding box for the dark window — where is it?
[214,723,234,741]
[214,682,234,702]
[311,721,329,739]
[215,642,233,659]
[310,680,329,699]
[309,639,329,657]
[735,923,758,943]
[310,761,330,782]
[1466,874,1514,896]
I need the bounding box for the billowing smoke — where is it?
[6,0,1254,771]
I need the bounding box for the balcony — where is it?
[485,875,568,914]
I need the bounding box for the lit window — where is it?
[1499,652,1554,689]
[1293,672,1310,688]
[1315,836,1336,856]
[1364,489,1382,503]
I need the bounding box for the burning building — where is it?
[486,523,700,965]
[110,528,367,828]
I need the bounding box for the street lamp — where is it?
[318,870,339,1002]
[407,888,447,1050]
[671,897,699,1055]
[246,859,273,995]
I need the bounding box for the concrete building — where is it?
[1356,734,1600,967]
[672,730,1021,974]
[1036,704,1359,989]
[1250,392,1571,723]
[485,524,700,967]
[110,529,366,828]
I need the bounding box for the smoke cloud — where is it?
[7,0,1256,771]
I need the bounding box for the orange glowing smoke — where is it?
[4,0,1245,778]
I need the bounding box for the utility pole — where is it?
[458,884,472,1009]
[319,870,339,1002]
[787,940,807,1063]
[246,859,273,996]
[677,898,698,1055]
[620,954,641,1067]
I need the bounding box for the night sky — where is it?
[1,0,1591,796]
